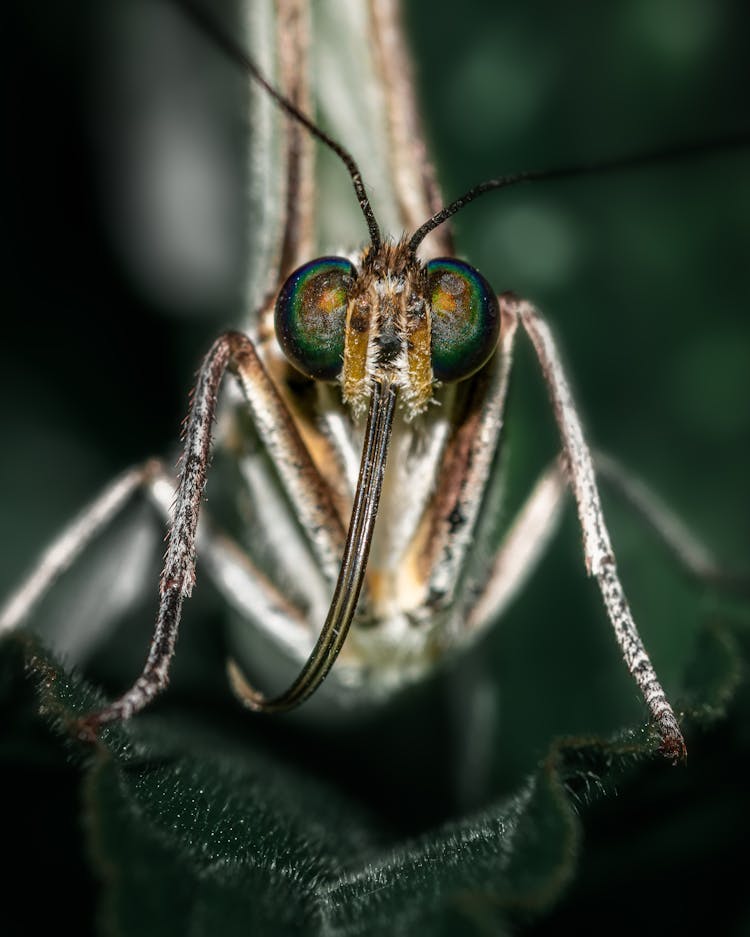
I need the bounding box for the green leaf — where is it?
[3,605,746,937]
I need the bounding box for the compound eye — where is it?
[426,258,500,382]
[275,256,355,381]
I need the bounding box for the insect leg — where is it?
[461,446,742,655]
[78,331,346,731]
[0,460,167,636]
[464,459,568,634]
[595,451,746,591]
[506,293,685,759]
[405,306,519,616]
[146,469,314,663]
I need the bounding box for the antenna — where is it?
[409,132,749,253]
[175,0,382,250]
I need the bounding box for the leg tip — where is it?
[71,713,105,743]
[71,702,124,743]
[658,725,687,764]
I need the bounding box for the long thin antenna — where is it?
[175,0,382,249]
[409,132,749,253]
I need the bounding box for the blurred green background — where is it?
[1,0,749,934]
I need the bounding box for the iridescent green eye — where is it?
[275,257,355,381]
[426,258,500,382]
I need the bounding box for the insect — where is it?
[2,0,748,763]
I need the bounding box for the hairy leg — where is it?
[595,450,745,591]
[77,331,344,730]
[0,460,166,636]
[465,460,567,635]
[505,292,685,759]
